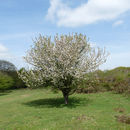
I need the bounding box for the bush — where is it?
[1,70,26,89]
[9,71,26,89]
[105,68,130,95]
[76,67,130,95]
[76,72,105,93]
[0,72,15,90]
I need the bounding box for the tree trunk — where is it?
[62,91,69,104]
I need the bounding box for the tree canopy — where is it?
[0,60,16,71]
[19,33,108,104]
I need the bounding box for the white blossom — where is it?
[18,33,108,104]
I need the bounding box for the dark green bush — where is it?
[1,70,26,89]
[0,72,15,90]
[0,60,26,89]
[10,71,26,89]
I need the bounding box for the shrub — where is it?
[76,67,130,95]
[76,72,104,93]
[10,71,26,89]
[0,72,15,90]
[1,70,26,89]
[106,68,130,95]
[0,60,26,89]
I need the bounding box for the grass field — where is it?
[0,88,130,130]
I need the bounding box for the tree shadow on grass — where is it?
[23,97,90,108]
[0,90,12,96]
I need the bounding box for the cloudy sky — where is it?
[0,0,130,70]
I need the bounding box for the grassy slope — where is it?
[0,89,130,130]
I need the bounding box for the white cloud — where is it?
[0,44,8,52]
[0,43,10,58]
[113,20,124,26]
[0,43,13,60]
[0,32,35,41]
[46,0,130,27]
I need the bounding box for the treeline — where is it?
[0,60,26,91]
[0,60,130,95]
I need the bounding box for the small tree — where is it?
[19,34,107,104]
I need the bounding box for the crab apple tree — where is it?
[18,33,107,104]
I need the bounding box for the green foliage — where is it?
[0,60,26,90]
[104,67,130,95]
[0,59,130,96]
[0,70,26,91]
[77,67,130,95]
[0,72,15,90]
[77,72,102,93]
[10,71,26,89]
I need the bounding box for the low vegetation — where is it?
[77,67,130,95]
[1,63,130,97]
[0,71,15,90]
[0,60,26,91]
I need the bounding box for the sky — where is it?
[0,0,130,70]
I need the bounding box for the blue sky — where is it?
[0,0,130,70]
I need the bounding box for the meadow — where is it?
[0,88,130,130]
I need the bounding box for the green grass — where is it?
[0,89,130,130]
